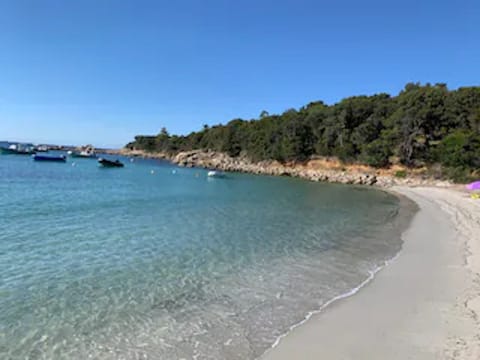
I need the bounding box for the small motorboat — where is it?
[34,145,49,152]
[68,145,97,158]
[68,150,97,158]
[0,146,18,155]
[1,144,36,155]
[98,158,124,168]
[33,154,67,162]
[207,170,226,178]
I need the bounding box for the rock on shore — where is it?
[166,150,451,188]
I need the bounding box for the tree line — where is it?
[127,83,480,181]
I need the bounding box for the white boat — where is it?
[0,143,35,155]
[207,170,226,178]
[68,145,97,158]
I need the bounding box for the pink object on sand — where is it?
[466,181,480,190]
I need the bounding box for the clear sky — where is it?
[0,0,478,148]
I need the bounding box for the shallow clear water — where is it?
[0,152,414,359]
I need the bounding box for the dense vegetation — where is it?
[127,83,480,181]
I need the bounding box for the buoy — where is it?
[72,162,76,167]
[150,170,155,174]
[172,170,177,174]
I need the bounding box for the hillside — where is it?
[127,83,480,182]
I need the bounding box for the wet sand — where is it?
[263,187,480,360]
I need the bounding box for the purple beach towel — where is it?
[466,181,480,190]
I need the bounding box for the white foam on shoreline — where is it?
[261,250,402,358]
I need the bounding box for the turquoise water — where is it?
[0,152,414,359]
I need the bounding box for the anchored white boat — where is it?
[207,170,226,178]
[67,145,97,158]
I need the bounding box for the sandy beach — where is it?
[263,186,480,360]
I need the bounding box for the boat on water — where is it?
[98,158,124,168]
[207,170,226,178]
[68,145,97,158]
[34,145,49,152]
[33,154,67,162]
[0,146,19,155]
[0,144,36,155]
[68,150,97,158]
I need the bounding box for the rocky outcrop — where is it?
[112,148,452,188]
[165,150,452,188]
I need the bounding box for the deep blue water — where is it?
[0,152,413,359]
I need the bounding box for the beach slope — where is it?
[263,187,480,360]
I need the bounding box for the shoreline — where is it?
[259,188,417,358]
[111,148,453,188]
[261,186,480,360]
[265,251,402,357]
[112,148,480,358]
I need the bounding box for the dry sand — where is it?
[262,187,480,360]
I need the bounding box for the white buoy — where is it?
[172,170,177,174]
[150,170,155,174]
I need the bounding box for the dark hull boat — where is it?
[0,147,20,155]
[98,158,124,167]
[0,147,36,155]
[33,154,67,162]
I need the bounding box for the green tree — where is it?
[127,83,480,178]
[436,131,480,168]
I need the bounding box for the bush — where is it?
[436,131,480,168]
[394,170,407,178]
[442,167,476,183]
[361,139,392,168]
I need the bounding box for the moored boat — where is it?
[33,154,67,162]
[0,146,18,155]
[68,144,97,158]
[0,144,36,155]
[207,170,226,178]
[34,145,49,152]
[98,158,124,167]
[68,150,97,158]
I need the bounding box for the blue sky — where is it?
[0,0,478,148]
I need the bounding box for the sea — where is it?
[0,148,416,359]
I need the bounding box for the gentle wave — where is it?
[264,250,402,357]
[0,155,415,359]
